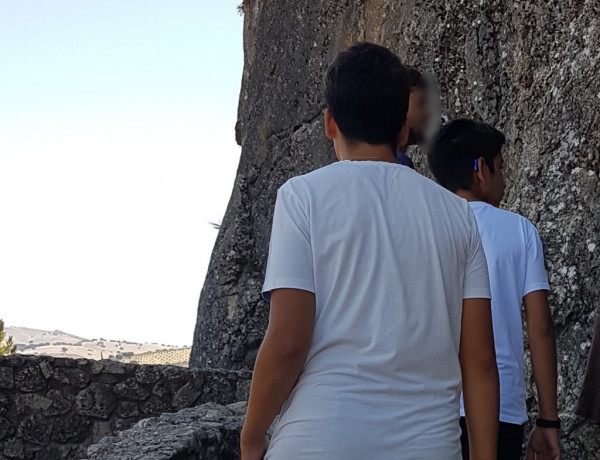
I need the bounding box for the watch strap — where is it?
[536,418,561,429]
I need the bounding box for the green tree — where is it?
[0,320,17,355]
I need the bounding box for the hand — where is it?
[526,426,560,460]
[240,430,269,460]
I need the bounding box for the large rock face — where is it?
[192,0,600,457]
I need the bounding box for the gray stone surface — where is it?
[0,355,251,460]
[191,0,600,458]
[85,402,246,460]
[0,367,14,390]
[14,365,45,393]
[76,383,118,419]
[113,379,150,401]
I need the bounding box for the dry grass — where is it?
[123,348,191,367]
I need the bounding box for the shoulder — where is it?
[498,208,540,235]
[281,163,340,191]
[277,163,342,208]
[471,203,526,224]
[475,205,541,239]
[415,173,473,216]
[409,174,478,237]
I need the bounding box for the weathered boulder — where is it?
[84,402,246,460]
[191,0,600,457]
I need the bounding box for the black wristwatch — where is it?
[536,418,561,429]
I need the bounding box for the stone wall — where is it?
[0,355,251,460]
[191,0,600,457]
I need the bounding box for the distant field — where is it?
[6,326,190,367]
[122,348,191,366]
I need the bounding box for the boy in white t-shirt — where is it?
[428,119,560,460]
[241,44,499,460]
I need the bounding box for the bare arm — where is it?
[524,290,560,459]
[460,298,499,460]
[524,290,558,419]
[241,288,316,460]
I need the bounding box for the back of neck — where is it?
[456,189,488,204]
[341,142,397,163]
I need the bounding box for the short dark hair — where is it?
[405,66,427,90]
[428,119,506,192]
[325,42,409,151]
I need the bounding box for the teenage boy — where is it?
[396,66,432,168]
[428,119,560,460]
[241,43,499,460]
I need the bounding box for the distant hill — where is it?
[6,326,191,366]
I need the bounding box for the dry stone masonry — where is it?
[0,355,250,460]
[191,0,600,458]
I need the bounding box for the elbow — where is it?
[462,359,499,407]
[461,353,499,384]
[276,343,308,365]
[529,322,556,341]
[474,343,499,376]
[489,363,500,387]
[263,331,309,368]
[478,356,500,381]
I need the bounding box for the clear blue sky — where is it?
[0,1,244,345]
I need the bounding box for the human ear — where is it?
[475,157,488,186]
[324,109,343,160]
[324,109,338,140]
[398,123,410,150]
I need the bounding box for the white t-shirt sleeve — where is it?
[262,183,315,300]
[463,206,492,299]
[523,223,550,296]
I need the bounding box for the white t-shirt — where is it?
[460,201,550,425]
[262,161,491,460]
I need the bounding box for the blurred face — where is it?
[406,87,431,144]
